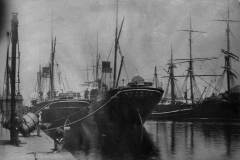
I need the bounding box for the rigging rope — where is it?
[123,61,129,83]
[197,76,219,93]
[181,71,189,93]
[107,42,114,61]
[175,80,184,100]
[214,70,225,94]
[162,78,170,100]
[192,77,201,99]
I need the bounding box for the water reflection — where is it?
[145,121,240,160]
[69,118,159,160]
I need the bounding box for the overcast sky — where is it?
[1,0,240,104]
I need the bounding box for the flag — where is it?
[102,61,112,73]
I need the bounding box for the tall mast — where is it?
[179,16,205,104]
[113,0,119,88]
[5,32,11,99]
[154,66,158,88]
[50,37,56,99]
[37,65,43,101]
[16,36,21,95]
[49,11,55,99]
[226,7,231,91]
[96,33,99,82]
[169,46,175,103]
[215,3,240,92]
[189,17,194,105]
[10,13,18,145]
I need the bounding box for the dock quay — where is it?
[0,119,76,160]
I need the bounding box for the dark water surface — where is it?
[145,121,240,160]
[72,120,240,160]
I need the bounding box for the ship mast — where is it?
[162,46,177,104]
[96,33,100,82]
[179,16,205,104]
[16,35,21,95]
[153,66,159,88]
[37,65,43,101]
[5,32,11,100]
[49,11,56,99]
[49,37,56,99]
[112,0,125,88]
[215,5,240,92]
[226,7,231,91]
[113,0,119,88]
[169,47,176,103]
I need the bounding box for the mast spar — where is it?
[215,4,240,92]
[5,32,11,99]
[17,34,21,95]
[49,37,56,99]
[153,66,158,88]
[96,33,99,82]
[169,46,176,103]
[113,0,119,88]
[112,0,125,88]
[49,11,56,99]
[178,16,206,104]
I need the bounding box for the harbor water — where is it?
[72,120,240,160]
[145,120,240,160]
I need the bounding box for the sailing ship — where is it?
[192,6,240,120]
[152,5,240,121]
[151,48,192,119]
[151,16,220,120]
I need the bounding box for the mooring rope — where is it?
[34,100,89,114]
[42,88,162,132]
[43,93,119,132]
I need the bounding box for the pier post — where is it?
[10,13,19,145]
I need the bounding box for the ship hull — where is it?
[191,99,240,120]
[149,93,240,121]
[87,87,163,155]
[31,100,90,148]
[31,87,163,150]
[94,87,163,126]
[149,103,192,120]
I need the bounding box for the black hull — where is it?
[90,87,163,157]
[31,100,90,148]
[191,99,240,120]
[149,97,240,121]
[189,91,240,121]
[32,100,90,125]
[94,87,163,126]
[149,103,192,120]
[31,87,163,151]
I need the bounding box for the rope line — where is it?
[42,88,162,132]
[43,93,119,132]
[34,100,89,114]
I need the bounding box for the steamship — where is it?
[89,0,163,129]
[30,37,90,140]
